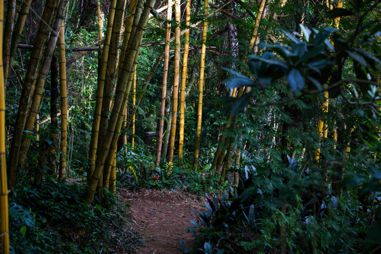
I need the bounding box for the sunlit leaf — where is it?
[300,24,312,41]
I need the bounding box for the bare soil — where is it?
[121,189,203,254]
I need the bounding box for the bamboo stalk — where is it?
[89,0,118,180]
[249,0,267,51]
[109,153,117,192]
[0,2,10,252]
[194,0,209,167]
[123,106,128,152]
[9,0,59,186]
[101,1,142,188]
[162,103,172,161]
[49,56,59,174]
[6,0,33,80]
[168,0,182,164]
[104,77,133,188]
[102,1,140,187]
[58,24,68,179]
[118,0,138,76]
[156,0,173,167]
[315,0,343,162]
[99,0,126,144]
[18,0,69,167]
[3,0,16,81]
[131,66,137,150]
[101,0,129,186]
[178,0,191,161]
[96,0,103,43]
[88,0,156,202]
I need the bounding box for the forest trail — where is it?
[122,189,203,254]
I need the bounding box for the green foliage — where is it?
[118,145,228,196]
[191,158,379,253]
[10,180,141,253]
[192,3,381,250]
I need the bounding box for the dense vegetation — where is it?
[0,0,380,253]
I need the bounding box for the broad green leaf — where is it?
[346,50,368,66]
[225,77,255,89]
[300,24,312,42]
[288,69,305,92]
[223,68,255,89]
[356,48,381,66]
[249,55,288,70]
[307,76,323,91]
[282,30,301,44]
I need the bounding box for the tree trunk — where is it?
[249,0,267,52]
[0,2,10,252]
[49,56,59,175]
[178,0,191,161]
[87,0,156,203]
[194,0,209,168]
[131,66,137,150]
[89,0,118,181]
[156,0,172,167]
[9,0,61,186]
[99,0,126,147]
[58,24,68,180]
[168,0,182,164]
[3,0,16,81]
[6,0,33,80]
[18,0,69,168]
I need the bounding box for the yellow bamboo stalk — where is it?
[101,0,129,185]
[88,0,156,202]
[156,0,173,167]
[9,0,58,186]
[102,1,139,188]
[178,0,191,161]
[168,0,182,164]
[249,0,267,51]
[194,0,209,167]
[316,0,343,162]
[333,123,338,150]
[123,107,128,148]
[131,66,137,150]
[6,0,33,80]
[118,0,138,75]
[345,127,355,159]
[18,0,69,167]
[58,24,68,179]
[97,0,103,43]
[100,0,126,143]
[0,2,10,252]
[334,0,344,28]
[104,76,133,188]
[110,153,117,192]
[89,0,118,180]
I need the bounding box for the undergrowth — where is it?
[10,179,141,254]
[117,146,229,195]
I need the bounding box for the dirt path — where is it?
[121,189,203,254]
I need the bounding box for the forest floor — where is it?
[121,189,203,254]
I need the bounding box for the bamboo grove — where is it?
[0,0,380,252]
